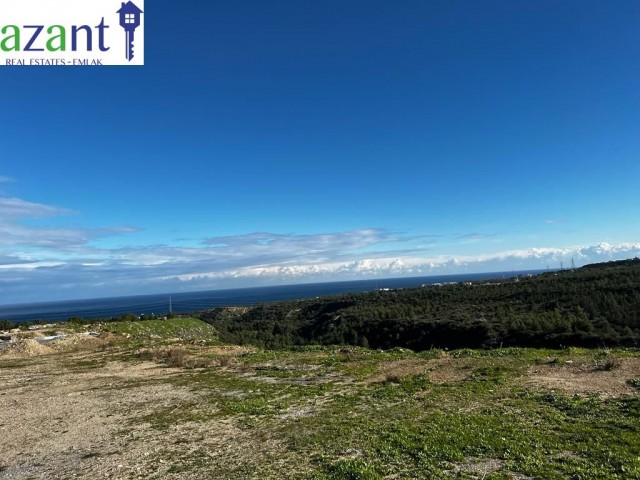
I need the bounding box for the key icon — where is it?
[117,2,143,62]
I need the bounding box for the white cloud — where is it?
[2,234,639,305]
[1,193,639,305]
[162,242,640,284]
[0,197,73,220]
[0,195,140,251]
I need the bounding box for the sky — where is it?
[1,0,640,305]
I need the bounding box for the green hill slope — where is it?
[200,260,640,350]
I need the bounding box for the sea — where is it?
[0,270,545,323]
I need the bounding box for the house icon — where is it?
[116,1,143,61]
[117,1,143,30]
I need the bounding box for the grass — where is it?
[118,345,640,479]
[279,363,638,479]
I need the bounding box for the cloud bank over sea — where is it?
[1,193,639,304]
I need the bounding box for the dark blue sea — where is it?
[0,270,545,323]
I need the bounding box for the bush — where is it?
[217,355,235,367]
[601,357,622,371]
[166,348,187,367]
[0,320,16,330]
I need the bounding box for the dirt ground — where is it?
[367,357,474,385]
[526,357,640,398]
[0,347,283,480]
[370,354,640,398]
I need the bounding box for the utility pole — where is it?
[571,258,575,269]
[169,296,172,315]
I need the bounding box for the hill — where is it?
[199,260,640,350]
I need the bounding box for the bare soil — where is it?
[525,357,640,398]
[0,348,283,479]
[368,356,473,384]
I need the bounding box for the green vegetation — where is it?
[127,346,640,479]
[200,259,640,350]
[0,312,176,332]
[101,317,219,344]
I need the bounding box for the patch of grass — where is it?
[137,401,215,430]
[469,365,513,384]
[316,458,381,479]
[286,388,640,479]
[97,345,640,477]
[67,358,108,371]
[269,349,640,479]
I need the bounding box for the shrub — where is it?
[598,357,622,371]
[217,355,235,367]
[166,348,187,367]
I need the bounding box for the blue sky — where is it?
[1,0,640,304]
